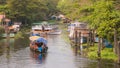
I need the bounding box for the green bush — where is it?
[88,51,98,59]
[14,31,24,39]
[101,48,117,60]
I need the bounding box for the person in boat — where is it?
[37,42,44,52]
[37,42,48,53]
[30,41,38,50]
[42,25,45,32]
[30,41,46,52]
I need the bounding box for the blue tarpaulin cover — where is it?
[36,37,47,45]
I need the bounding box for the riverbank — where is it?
[59,22,118,62]
[82,44,118,61]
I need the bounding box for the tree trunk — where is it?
[87,32,90,48]
[78,32,81,52]
[78,32,81,45]
[98,37,101,58]
[114,29,118,54]
[117,41,120,64]
[92,29,95,46]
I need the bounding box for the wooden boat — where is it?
[68,22,89,44]
[31,25,53,35]
[30,43,48,53]
[31,22,59,34]
[67,22,88,32]
[29,36,48,53]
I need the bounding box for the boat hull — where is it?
[30,44,48,53]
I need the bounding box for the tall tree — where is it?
[80,0,120,54]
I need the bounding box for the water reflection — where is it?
[5,37,9,68]
[72,46,81,56]
[85,60,120,68]
[0,35,29,52]
[30,50,47,64]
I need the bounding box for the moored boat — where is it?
[68,22,89,44]
[29,35,48,53]
[30,43,48,53]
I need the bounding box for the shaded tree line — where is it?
[0,0,59,24]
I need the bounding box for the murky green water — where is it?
[0,30,120,68]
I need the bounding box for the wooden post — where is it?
[92,29,95,46]
[89,30,92,46]
[75,30,77,46]
[78,32,81,54]
[91,29,94,46]
[5,25,10,37]
[79,32,81,48]
[101,38,104,49]
[74,45,78,56]
[87,33,90,49]
[75,30,78,55]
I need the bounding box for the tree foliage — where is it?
[7,0,49,24]
[57,0,92,20]
[58,0,120,41]
[0,0,59,24]
[80,0,120,40]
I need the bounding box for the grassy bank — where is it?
[83,44,118,61]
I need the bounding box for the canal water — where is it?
[0,33,120,68]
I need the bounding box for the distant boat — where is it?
[32,25,52,31]
[68,22,89,44]
[31,24,59,35]
[68,22,88,32]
